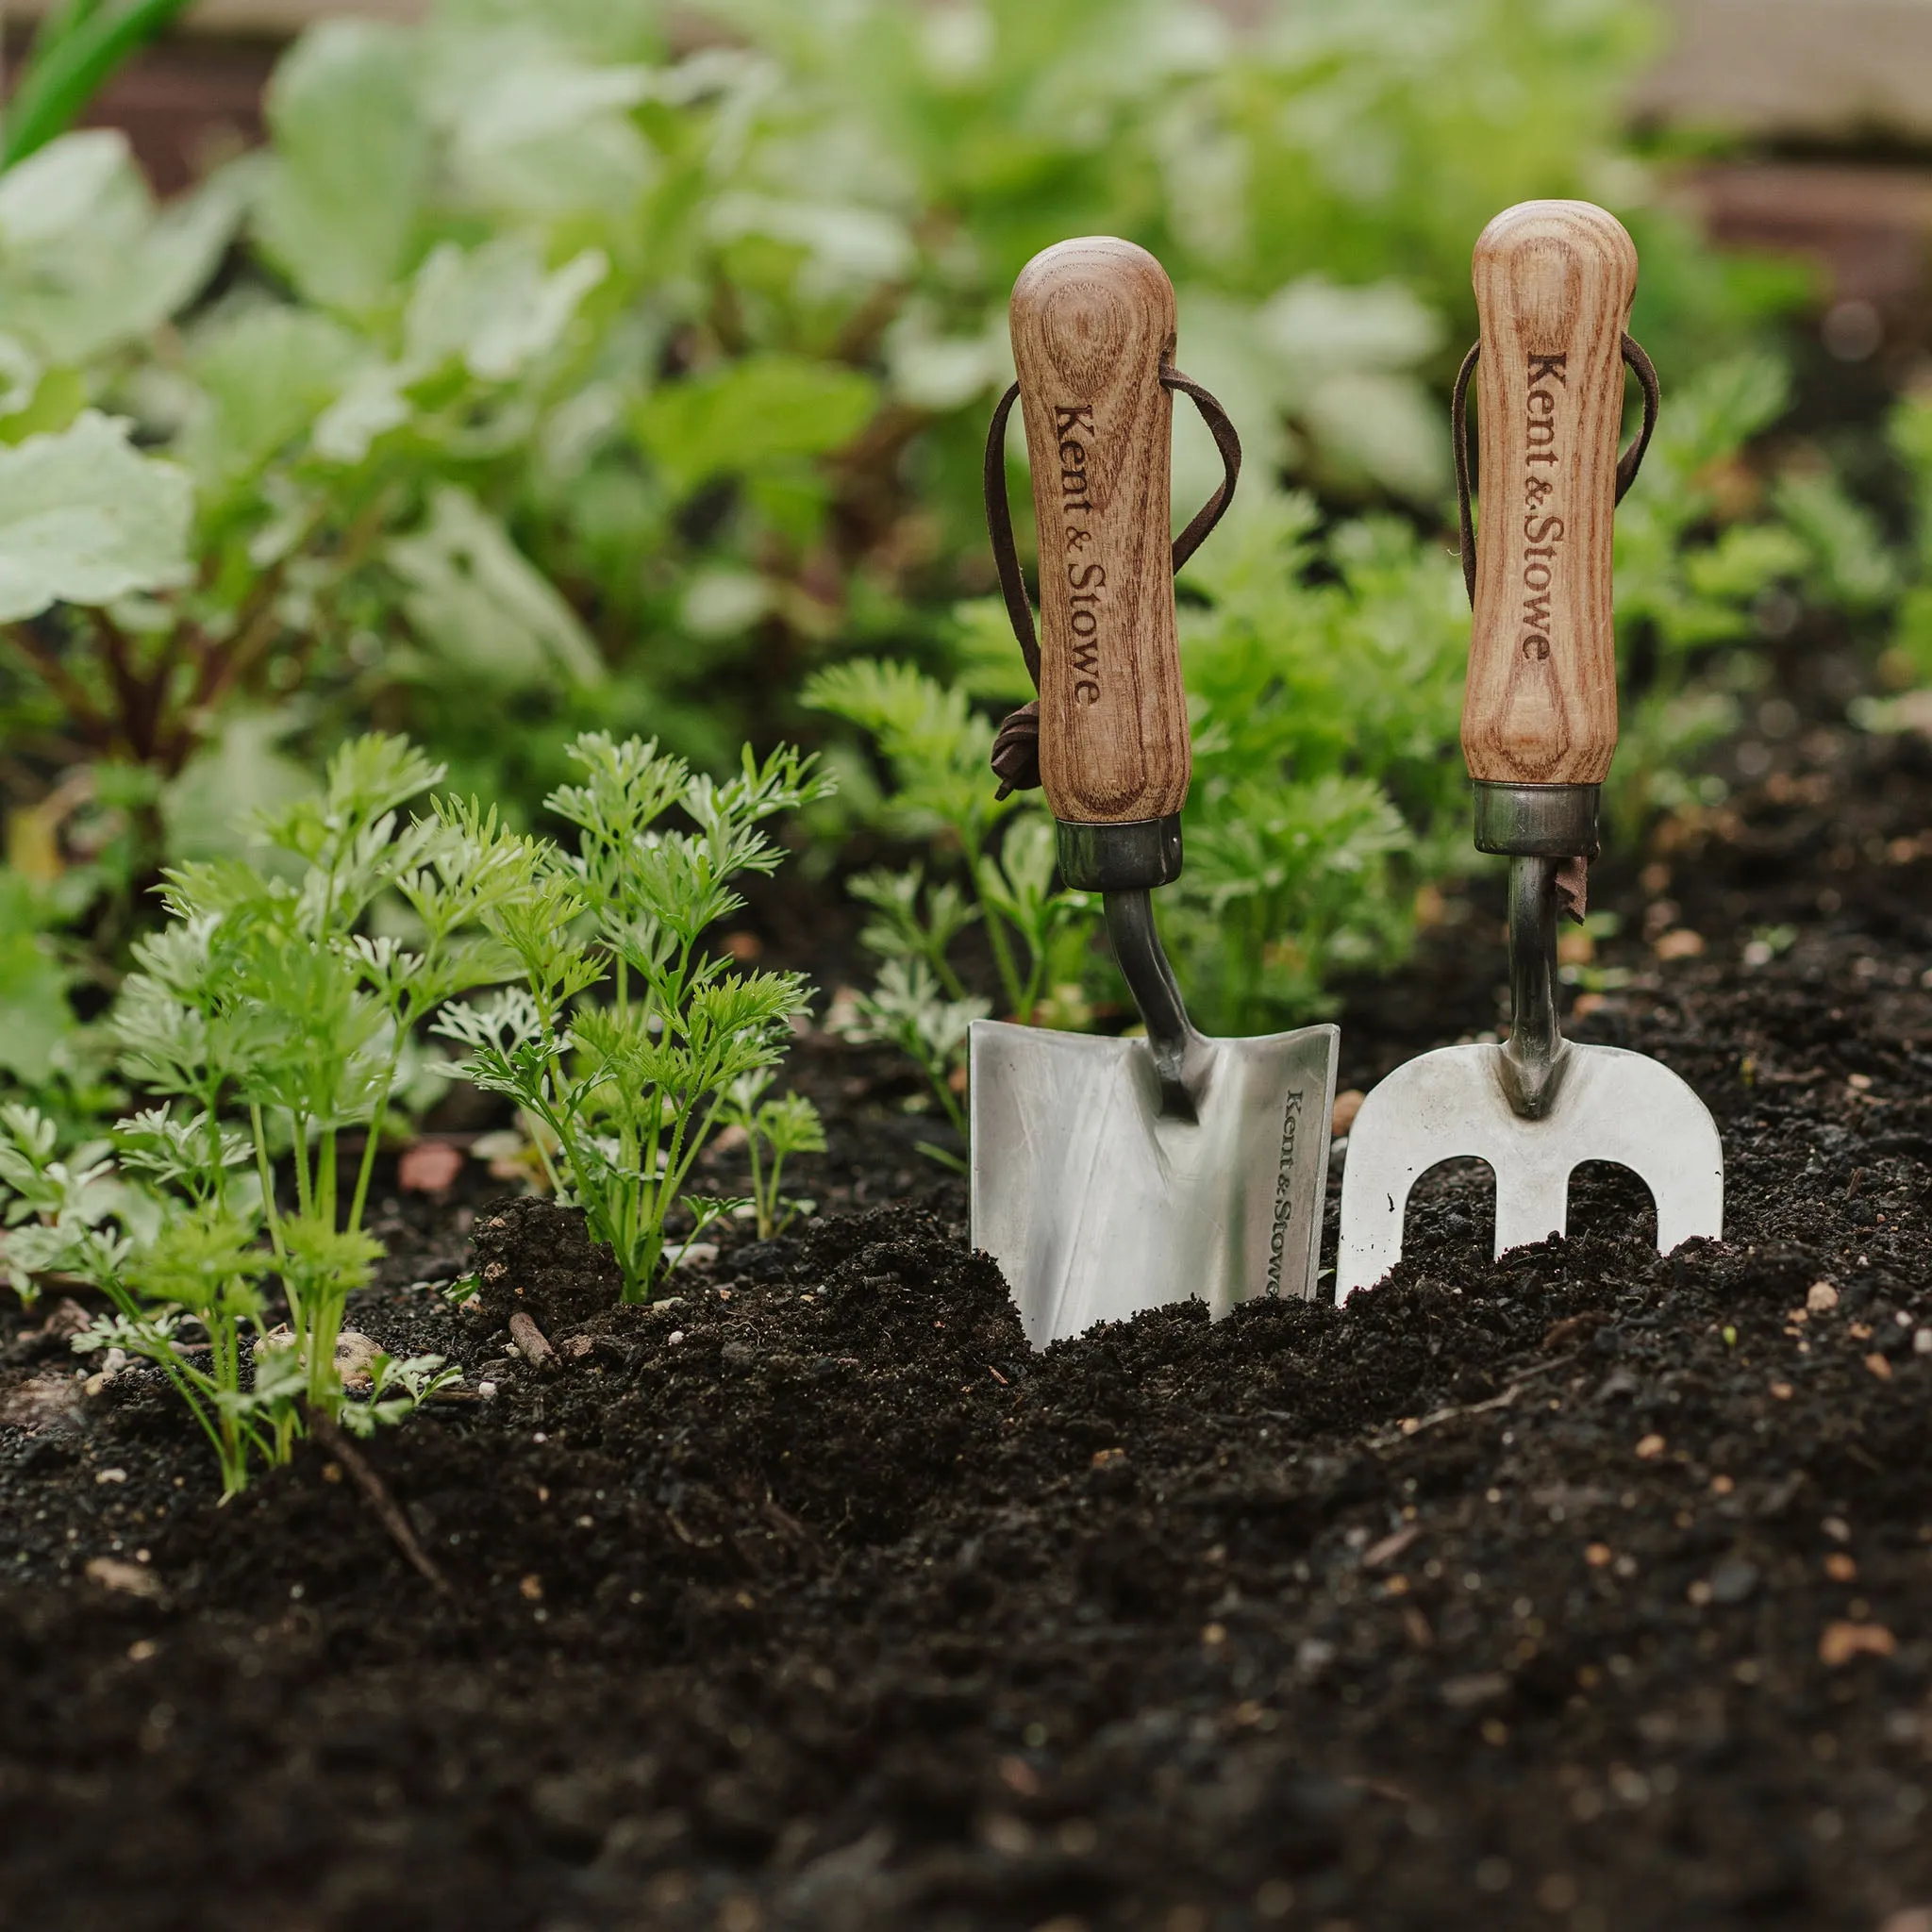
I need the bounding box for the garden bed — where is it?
[5,723,1932,1932]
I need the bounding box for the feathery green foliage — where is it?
[436,734,831,1300]
[0,735,522,1491]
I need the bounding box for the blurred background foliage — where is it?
[0,0,1910,1106]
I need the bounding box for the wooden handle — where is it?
[1462,200,1638,786]
[1010,237,1189,824]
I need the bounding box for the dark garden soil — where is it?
[7,724,1932,1932]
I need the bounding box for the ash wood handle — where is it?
[1463,200,1639,786]
[1010,237,1189,824]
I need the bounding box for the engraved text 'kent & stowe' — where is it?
[1519,353,1566,662]
[1057,405,1103,705]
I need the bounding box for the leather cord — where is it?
[1452,331,1659,608]
[983,365,1242,798]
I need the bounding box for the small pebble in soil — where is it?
[1819,1622,1896,1667]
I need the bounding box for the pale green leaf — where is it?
[0,133,245,362]
[254,20,430,313]
[1301,370,1450,501]
[708,192,915,298]
[1257,275,1442,375]
[388,486,605,688]
[635,356,878,496]
[160,711,317,865]
[311,367,412,466]
[0,878,72,1084]
[182,304,366,491]
[425,33,659,215]
[405,238,610,383]
[0,412,192,623]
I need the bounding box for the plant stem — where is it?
[747,1124,769,1240]
[968,837,1025,1018]
[250,1103,287,1260]
[347,1046,406,1235]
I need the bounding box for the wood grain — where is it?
[1462,200,1638,785]
[1009,237,1190,824]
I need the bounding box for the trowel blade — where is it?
[1335,1041,1723,1303]
[970,1016,1339,1348]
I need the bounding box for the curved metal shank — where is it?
[1104,889,1208,1120]
[1499,854,1567,1118]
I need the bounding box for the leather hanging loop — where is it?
[1161,368,1243,574]
[1452,331,1660,608]
[982,378,1041,692]
[982,363,1241,797]
[1614,332,1659,504]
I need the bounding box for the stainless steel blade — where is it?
[1335,1040,1723,1302]
[971,1017,1339,1347]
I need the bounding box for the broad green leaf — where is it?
[634,356,879,496]
[883,305,1008,411]
[388,486,605,688]
[311,367,412,467]
[254,20,429,313]
[1299,369,1449,502]
[182,303,365,491]
[0,412,192,622]
[405,238,610,383]
[424,30,658,215]
[1257,275,1442,375]
[707,193,915,297]
[0,132,244,361]
[160,711,317,865]
[433,0,663,62]
[0,875,72,1084]
[0,335,41,419]
[0,366,86,447]
[309,240,610,462]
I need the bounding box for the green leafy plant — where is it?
[436,733,831,1301]
[114,734,527,1409]
[0,870,89,1101]
[0,1101,133,1305]
[2,0,1891,1180]
[0,734,523,1491]
[804,657,1094,1160]
[835,958,989,1164]
[721,1070,825,1241]
[1606,354,1881,827]
[805,658,1098,1024]
[1845,390,1932,733]
[0,0,1804,936]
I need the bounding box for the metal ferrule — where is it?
[1055,814,1184,893]
[1473,782,1601,859]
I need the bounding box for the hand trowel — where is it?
[1337,201,1723,1302]
[969,236,1339,1349]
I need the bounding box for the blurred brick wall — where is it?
[4,1,424,193]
